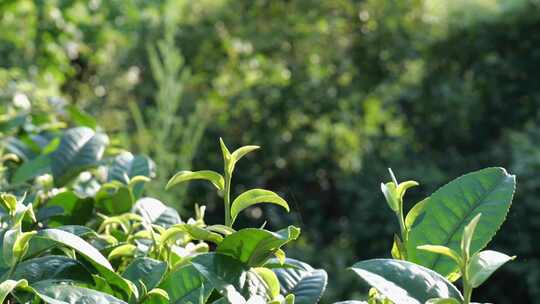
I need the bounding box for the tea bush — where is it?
[0,103,517,303]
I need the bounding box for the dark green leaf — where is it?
[350,259,462,304]
[216,226,300,267]
[269,258,327,304]
[407,167,515,278]
[51,127,109,186]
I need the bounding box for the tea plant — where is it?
[0,103,520,303]
[337,167,516,304]
[0,105,328,303]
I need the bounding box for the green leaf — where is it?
[468,250,515,288]
[51,127,109,186]
[217,226,300,267]
[230,189,289,224]
[252,267,280,300]
[32,281,128,304]
[461,213,482,260]
[397,180,419,198]
[141,288,169,304]
[108,152,155,198]
[0,279,28,303]
[45,191,94,226]
[391,234,405,260]
[405,199,427,230]
[407,167,515,278]
[11,154,51,184]
[166,170,225,191]
[269,258,327,304]
[35,229,112,270]
[416,245,462,266]
[0,193,17,215]
[190,253,246,300]
[108,244,137,260]
[10,255,93,284]
[132,197,181,228]
[66,104,98,129]
[123,258,167,294]
[95,183,135,215]
[31,229,136,298]
[231,145,260,164]
[350,259,463,304]
[380,182,399,212]
[159,263,213,304]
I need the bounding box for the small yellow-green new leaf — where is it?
[129,175,151,187]
[0,193,17,215]
[468,250,515,288]
[231,145,260,164]
[391,234,406,260]
[13,231,37,261]
[142,288,169,304]
[0,279,28,303]
[417,245,462,266]
[253,267,280,300]
[108,244,137,260]
[230,189,289,224]
[397,180,419,199]
[461,213,482,259]
[166,170,225,191]
[219,138,232,161]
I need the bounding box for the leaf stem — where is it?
[461,260,473,304]
[224,170,232,227]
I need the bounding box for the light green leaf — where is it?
[350,259,463,304]
[380,182,399,212]
[461,213,482,259]
[468,250,515,288]
[269,258,327,304]
[35,229,112,270]
[141,288,169,304]
[51,127,109,186]
[0,279,28,303]
[252,267,280,300]
[108,244,137,260]
[231,145,260,163]
[407,167,515,278]
[230,189,289,224]
[217,226,300,267]
[417,245,462,266]
[166,170,225,191]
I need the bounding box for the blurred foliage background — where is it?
[2,0,540,302]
